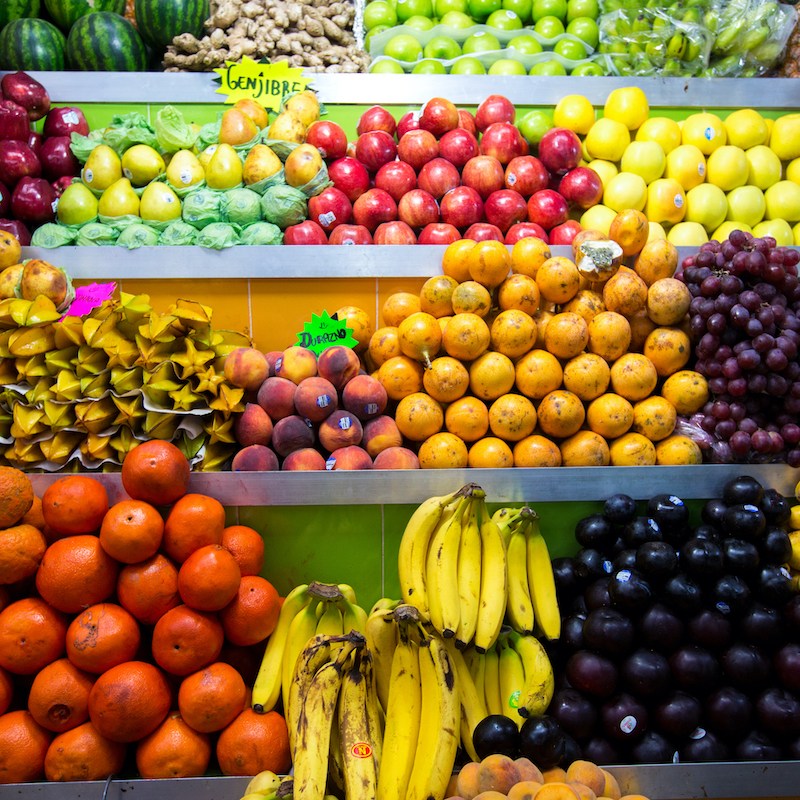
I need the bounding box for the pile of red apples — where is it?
[287,93,603,246]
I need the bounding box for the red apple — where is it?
[0,99,31,142]
[329,223,374,245]
[418,222,461,244]
[0,181,10,216]
[328,156,370,202]
[0,139,40,187]
[374,220,417,244]
[505,222,549,244]
[51,176,73,198]
[538,127,583,175]
[483,189,528,233]
[457,109,478,136]
[396,110,421,139]
[419,97,459,138]
[355,129,397,173]
[308,185,353,232]
[353,187,398,232]
[397,129,439,172]
[464,222,504,242]
[357,105,397,137]
[558,166,604,209]
[0,219,30,245]
[439,185,484,230]
[26,130,42,156]
[549,220,583,245]
[461,155,505,200]
[305,120,348,161]
[479,122,526,165]
[475,94,516,132]
[527,189,569,231]
[438,127,479,170]
[398,188,440,230]
[504,155,550,198]
[38,135,79,181]
[42,106,89,138]
[375,160,417,203]
[11,176,55,224]
[417,157,460,200]
[284,219,328,244]
[1,72,50,121]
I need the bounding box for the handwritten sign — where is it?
[213,56,311,113]
[295,311,358,356]
[62,282,116,319]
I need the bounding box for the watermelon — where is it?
[44,0,126,33]
[65,11,148,71]
[134,0,209,51]
[0,18,66,71]
[0,0,41,29]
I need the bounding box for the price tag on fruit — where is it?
[62,282,116,319]
[213,56,311,113]
[296,310,359,356]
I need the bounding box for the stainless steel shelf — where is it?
[25,464,799,506]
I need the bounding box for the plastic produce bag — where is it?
[182,189,223,230]
[240,221,283,245]
[116,223,159,249]
[30,223,78,248]
[159,220,198,246]
[155,106,197,154]
[221,188,262,226]
[75,222,118,246]
[261,184,308,229]
[100,113,159,156]
[196,222,240,250]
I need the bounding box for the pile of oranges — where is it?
[367,211,711,468]
[0,442,290,785]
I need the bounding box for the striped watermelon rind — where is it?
[44,0,127,33]
[134,0,209,51]
[0,0,41,29]
[0,17,66,71]
[66,11,148,71]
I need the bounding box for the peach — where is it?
[327,445,373,470]
[473,793,508,800]
[362,415,402,457]
[293,376,339,423]
[446,773,462,798]
[570,783,598,800]
[317,345,361,391]
[456,761,482,800]
[234,403,273,447]
[565,761,605,797]
[271,414,315,457]
[599,771,621,800]
[265,350,282,376]
[342,373,388,420]
[276,345,317,384]
[507,780,544,800]
[231,444,279,471]
[224,347,270,391]
[257,376,297,421]
[542,768,568,784]
[282,448,327,471]
[372,446,420,469]
[476,754,522,795]
[535,784,580,800]
[318,409,363,452]
[515,758,544,785]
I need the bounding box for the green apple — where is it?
[764,180,800,222]
[507,34,544,54]
[745,145,782,191]
[364,0,398,29]
[396,0,434,21]
[532,0,567,22]
[566,16,599,47]
[438,9,475,27]
[369,58,407,73]
[528,59,567,75]
[685,183,728,232]
[570,60,604,75]
[518,109,554,145]
[726,185,766,228]
[412,58,448,73]
[567,0,598,20]
[553,36,587,60]
[462,30,502,53]
[502,0,532,23]
[467,0,502,21]
[434,0,468,15]
[383,33,424,61]
[533,15,565,38]
[364,24,391,51]
[485,8,523,29]
[424,34,462,59]
[449,55,487,73]
[488,57,528,74]
[404,13,435,29]
[753,218,794,246]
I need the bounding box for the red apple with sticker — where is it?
[419,97,459,138]
[527,189,569,230]
[357,105,397,137]
[353,187,398,232]
[538,127,582,175]
[558,166,604,209]
[464,222,504,242]
[479,122,526,165]
[355,130,397,173]
[396,110,421,139]
[418,222,461,244]
[328,156,370,202]
[461,155,505,200]
[397,129,439,171]
[417,157,460,200]
[438,127,479,170]
[504,155,550,197]
[475,94,516,132]
[440,185,484,230]
[398,188,440,230]
[305,120,348,161]
[375,160,417,203]
[308,186,353,232]
[505,221,549,243]
[549,220,583,245]
[42,106,89,138]
[328,223,373,245]
[484,189,528,233]
[374,220,417,244]
[284,219,328,244]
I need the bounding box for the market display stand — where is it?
[7,72,800,800]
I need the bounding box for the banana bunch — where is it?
[398,483,508,652]
[493,505,561,641]
[251,581,369,717]
[466,628,555,727]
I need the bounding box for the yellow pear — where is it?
[205,143,243,190]
[82,144,122,192]
[268,112,306,144]
[283,90,320,127]
[56,182,98,226]
[121,144,165,186]
[219,107,258,145]
[166,149,205,189]
[234,98,269,130]
[243,144,282,185]
[139,182,182,222]
[98,178,140,218]
[198,145,218,171]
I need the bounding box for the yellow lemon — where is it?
[764,180,800,222]
[787,157,800,185]
[667,221,709,246]
[713,221,752,242]
[753,218,794,246]
[621,140,666,184]
[635,116,682,154]
[685,184,728,232]
[769,113,800,161]
[553,94,596,135]
[584,117,630,162]
[647,221,667,242]
[645,178,686,226]
[603,86,649,131]
[580,204,617,235]
[681,112,726,155]
[603,171,647,212]
[745,145,782,190]
[706,146,748,191]
[665,144,706,191]
[121,144,165,187]
[723,109,769,150]
[587,159,618,189]
[726,186,765,228]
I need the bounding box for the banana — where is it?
[474,500,508,653]
[252,583,311,712]
[482,644,503,717]
[788,530,800,570]
[506,519,535,635]
[398,488,465,617]
[338,583,359,605]
[444,638,487,762]
[510,630,555,720]
[359,647,384,769]
[316,599,345,637]
[455,497,482,648]
[526,518,561,641]
[406,637,460,800]
[281,597,322,715]
[497,633,526,728]
[467,648,486,710]
[339,594,369,638]
[328,703,346,796]
[365,605,398,713]
[370,597,400,615]
[376,630,421,800]
[492,505,523,546]
[426,494,470,639]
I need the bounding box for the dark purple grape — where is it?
[728,377,747,396]
[746,317,764,337]
[752,333,774,353]
[766,348,789,372]
[740,290,761,311]
[729,229,748,248]
[730,304,750,328]
[729,430,751,458]
[707,313,727,334]
[720,274,744,294]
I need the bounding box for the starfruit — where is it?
[25,295,62,326]
[80,432,117,463]
[80,372,111,399]
[53,316,86,349]
[25,378,55,405]
[11,404,47,438]
[143,412,179,440]
[0,358,18,385]
[54,370,82,402]
[110,366,144,395]
[170,298,213,327]
[75,345,108,377]
[39,431,82,464]
[105,339,140,370]
[8,326,56,357]
[45,347,79,374]
[138,312,179,344]
[111,393,146,428]
[197,441,236,471]
[203,411,237,445]
[193,365,225,397]
[135,335,178,370]
[110,426,140,459]
[209,383,245,414]
[171,338,216,380]
[9,438,42,465]
[74,397,117,434]
[169,383,204,412]
[15,354,49,381]
[83,310,123,349]
[43,399,76,431]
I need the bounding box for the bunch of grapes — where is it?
[677,230,800,467]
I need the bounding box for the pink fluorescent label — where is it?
[62,282,116,318]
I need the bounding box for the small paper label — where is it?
[704,126,715,141]
[616,570,632,583]
[716,601,731,615]
[698,163,706,176]
[123,167,133,180]
[83,167,93,183]
[364,402,379,416]
[274,356,283,373]
[620,716,637,734]
[602,560,614,574]
[509,690,521,709]
[318,211,336,227]
[350,742,373,759]
[213,55,311,113]
[64,110,80,125]
[180,169,193,185]
[672,751,680,764]
[316,394,332,409]
[669,495,684,506]
[338,415,353,431]
[674,193,684,208]
[295,310,359,356]
[325,455,336,470]
[690,727,706,740]
[62,282,116,319]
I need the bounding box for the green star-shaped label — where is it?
[295,311,358,356]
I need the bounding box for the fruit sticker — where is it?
[349,742,372,758]
[213,55,311,113]
[295,310,359,356]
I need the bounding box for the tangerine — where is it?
[490,309,536,359]
[451,280,493,317]
[562,289,605,323]
[162,493,226,564]
[660,369,709,415]
[489,394,537,442]
[609,353,658,401]
[511,237,551,278]
[21,495,45,530]
[586,393,634,439]
[655,434,703,465]
[560,430,611,467]
[151,606,225,676]
[219,575,281,647]
[587,311,632,362]
[423,356,470,403]
[117,553,181,625]
[398,311,443,366]
[445,397,490,443]
[0,710,51,783]
[419,275,458,318]
[441,313,491,361]
[381,291,422,326]
[178,662,248,733]
[66,603,141,675]
[368,326,402,368]
[497,273,541,315]
[608,209,649,257]
[515,349,563,400]
[469,351,516,401]
[0,667,11,716]
[44,720,126,781]
[536,390,586,439]
[333,305,372,353]
[99,499,164,564]
[602,266,648,318]
[136,712,212,778]
[632,396,677,441]
[394,392,444,442]
[646,278,691,326]
[178,544,241,612]
[442,239,476,283]
[627,309,658,352]
[513,435,562,467]
[121,439,191,507]
[533,309,553,349]
[468,240,512,288]
[0,467,34,528]
[468,438,514,468]
[27,658,93,733]
[544,312,589,360]
[634,239,679,285]
[608,432,657,466]
[216,709,291,776]
[41,476,109,537]
[562,353,611,402]
[643,327,691,376]
[417,433,469,469]
[0,597,67,675]
[221,525,265,577]
[0,523,46,585]
[536,256,581,304]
